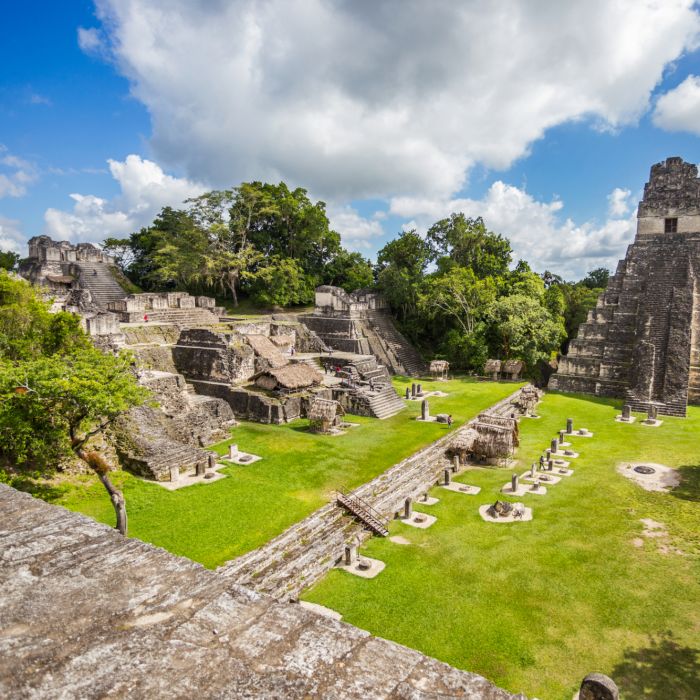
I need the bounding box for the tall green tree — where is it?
[376,230,432,322]
[0,273,147,534]
[487,294,565,368]
[427,214,512,278]
[0,249,19,271]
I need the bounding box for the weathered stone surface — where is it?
[550,157,700,417]
[579,673,619,700]
[0,485,525,699]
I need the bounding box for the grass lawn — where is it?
[47,377,518,568]
[302,392,700,700]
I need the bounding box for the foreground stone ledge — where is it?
[0,485,525,699]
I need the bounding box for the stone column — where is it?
[648,405,658,420]
[169,466,180,483]
[566,418,573,434]
[344,545,356,566]
[405,387,411,400]
[558,430,565,444]
[444,468,451,485]
[411,383,417,397]
[421,399,430,421]
[511,473,519,492]
[452,455,460,471]
[417,383,422,395]
[208,454,217,470]
[548,459,554,471]
[196,461,205,476]
[228,443,238,460]
[551,438,559,454]
[404,497,412,519]
[622,404,632,421]
[531,463,537,478]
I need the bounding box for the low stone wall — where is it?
[0,485,525,700]
[218,387,529,600]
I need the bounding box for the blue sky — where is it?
[2,1,700,279]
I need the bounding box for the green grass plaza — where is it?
[52,378,699,699]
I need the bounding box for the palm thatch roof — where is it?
[449,428,479,452]
[429,360,449,372]
[245,334,288,368]
[471,422,518,457]
[484,359,501,373]
[45,274,75,284]
[258,363,323,390]
[308,397,345,422]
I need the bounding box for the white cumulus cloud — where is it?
[390,183,636,279]
[0,146,38,199]
[0,216,26,254]
[44,154,206,243]
[653,74,700,135]
[607,187,633,217]
[89,0,700,202]
[328,206,385,250]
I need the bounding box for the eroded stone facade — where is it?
[550,157,700,416]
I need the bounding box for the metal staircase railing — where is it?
[336,487,389,537]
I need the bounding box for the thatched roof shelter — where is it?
[430,360,449,372]
[503,359,524,378]
[449,428,479,454]
[484,359,501,374]
[245,334,288,368]
[471,422,518,458]
[254,364,323,392]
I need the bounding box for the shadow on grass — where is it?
[670,465,700,502]
[3,474,67,502]
[611,633,700,699]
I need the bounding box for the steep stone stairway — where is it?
[73,261,127,310]
[364,311,426,376]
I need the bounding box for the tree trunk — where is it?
[76,446,128,536]
[228,272,239,307]
[96,471,128,536]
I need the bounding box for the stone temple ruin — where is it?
[17,240,428,482]
[550,157,700,416]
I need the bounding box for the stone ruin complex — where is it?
[550,157,700,416]
[16,238,429,482]
[302,286,426,376]
[21,235,127,311]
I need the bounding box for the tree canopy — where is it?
[0,272,147,533]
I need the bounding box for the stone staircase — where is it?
[364,311,426,376]
[122,308,220,325]
[366,385,405,419]
[73,261,127,310]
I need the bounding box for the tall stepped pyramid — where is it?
[550,157,700,416]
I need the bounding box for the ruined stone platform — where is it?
[0,485,524,699]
